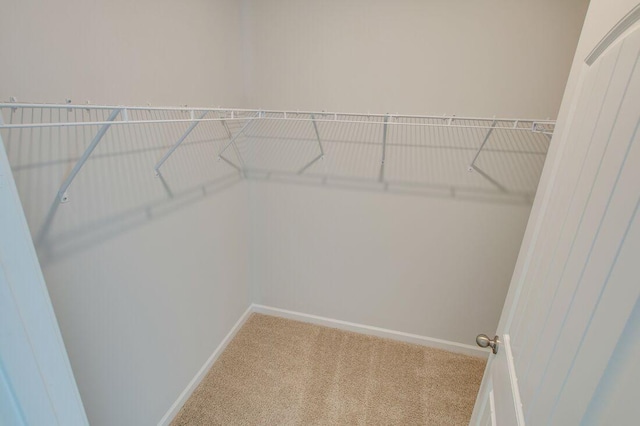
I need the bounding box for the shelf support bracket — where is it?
[298,114,325,175]
[468,120,497,172]
[311,113,325,157]
[220,119,247,175]
[467,120,507,192]
[297,154,323,175]
[378,114,389,182]
[217,113,258,172]
[469,164,508,192]
[218,154,243,173]
[57,108,121,203]
[154,110,208,175]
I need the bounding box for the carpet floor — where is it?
[171,314,486,425]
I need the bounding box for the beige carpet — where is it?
[172,314,486,426]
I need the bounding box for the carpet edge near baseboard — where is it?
[157,304,254,426]
[159,303,488,425]
[252,304,487,358]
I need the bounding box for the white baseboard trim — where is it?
[159,303,486,424]
[252,304,487,358]
[157,304,254,426]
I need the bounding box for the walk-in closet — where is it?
[3,1,640,425]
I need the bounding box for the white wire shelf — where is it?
[0,103,554,204]
[0,103,555,130]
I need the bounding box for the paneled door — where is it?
[470,6,640,425]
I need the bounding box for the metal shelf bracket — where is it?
[56,108,122,203]
[297,113,325,175]
[154,110,209,175]
[467,120,508,192]
[217,112,260,173]
[378,114,390,182]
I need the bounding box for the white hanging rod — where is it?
[0,103,250,111]
[0,102,557,121]
[0,118,249,130]
[0,103,553,205]
[0,103,555,132]
[0,118,551,132]
[253,117,553,133]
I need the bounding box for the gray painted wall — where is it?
[0,1,250,425]
[244,0,588,350]
[0,0,591,424]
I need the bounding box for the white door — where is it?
[0,131,88,424]
[470,6,640,426]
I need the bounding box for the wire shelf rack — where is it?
[0,103,554,206]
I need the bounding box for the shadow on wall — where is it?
[1,106,549,264]
[237,113,550,204]
[1,106,244,265]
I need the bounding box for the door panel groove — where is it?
[520,40,640,389]
[512,43,624,357]
[550,198,640,424]
[526,46,640,421]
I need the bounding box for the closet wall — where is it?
[0,1,249,426]
[0,0,246,107]
[243,0,589,117]
[0,1,591,425]
[245,0,589,345]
